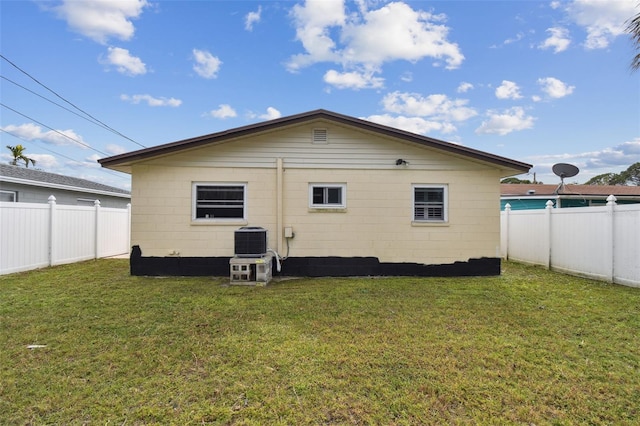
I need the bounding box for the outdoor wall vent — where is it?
[312,128,328,144]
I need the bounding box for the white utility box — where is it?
[230,254,273,285]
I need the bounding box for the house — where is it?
[501,183,640,210]
[0,164,130,208]
[99,109,531,277]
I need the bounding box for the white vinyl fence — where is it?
[1,196,131,275]
[501,196,640,288]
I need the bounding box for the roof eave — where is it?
[99,109,532,174]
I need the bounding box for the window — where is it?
[193,183,246,220]
[309,183,346,208]
[0,190,17,202]
[413,185,447,222]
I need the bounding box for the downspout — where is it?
[276,158,283,255]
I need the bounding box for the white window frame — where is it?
[309,183,346,209]
[413,184,448,223]
[192,182,247,222]
[0,190,17,202]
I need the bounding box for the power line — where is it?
[0,128,130,182]
[1,75,118,136]
[1,102,109,156]
[0,54,146,148]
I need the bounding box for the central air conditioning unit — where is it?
[234,226,267,258]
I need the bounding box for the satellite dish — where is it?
[552,163,579,194]
[552,163,579,179]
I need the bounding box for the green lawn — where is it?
[1,260,638,425]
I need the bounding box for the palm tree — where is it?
[627,10,640,70]
[6,144,36,168]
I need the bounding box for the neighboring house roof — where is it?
[501,183,640,198]
[99,109,532,176]
[0,164,131,199]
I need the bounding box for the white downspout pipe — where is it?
[276,158,284,255]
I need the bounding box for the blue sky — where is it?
[1,0,638,190]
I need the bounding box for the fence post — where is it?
[126,203,132,255]
[48,195,57,266]
[94,199,101,259]
[544,200,554,270]
[606,195,616,283]
[503,203,511,260]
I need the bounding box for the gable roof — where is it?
[99,109,531,175]
[501,183,640,198]
[1,164,130,198]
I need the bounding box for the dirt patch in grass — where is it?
[1,260,638,424]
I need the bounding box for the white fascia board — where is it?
[501,195,559,200]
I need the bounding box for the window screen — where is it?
[195,185,245,219]
[309,184,346,208]
[414,187,446,221]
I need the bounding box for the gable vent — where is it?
[312,128,328,144]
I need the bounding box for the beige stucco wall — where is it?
[130,122,502,264]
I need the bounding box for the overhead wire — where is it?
[0,54,147,148]
[1,102,110,156]
[1,75,124,138]
[0,128,130,183]
[0,55,134,188]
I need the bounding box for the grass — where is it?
[1,260,639,425]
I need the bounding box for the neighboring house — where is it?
[99,109,531,277]
[501,183,640,210]
[0,164,130,208]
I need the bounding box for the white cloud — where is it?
[400,72,413,82]
[30,154,59,169]
[245,6,262,31]
[475,107,535,136]
[120,94,182,107]
[340,3,464,69]
[374,91,477,136]
[67,154,102,170]
[495,80,522,100]
[208,104,237,119]
[382,91,477,122]
[530,138,640,168]
[582,139,640,168]
[457,82,473,93]
[247,107,283,120]
[363,114,457,135]
[539,27,571,53]
[258,107,282,120]
[192,49,222,79]
[54,0,148,44]
[323,69,384,89]
[105,144,127,155]
[287,1,463,89]
[288,0,346,71]
[565,0,636,49]
[525,138,640,182]
[85,154,103,168]
[1,123,90,149]
[537,77,575,98]
[102,47,146,76]
[503,32,525,45]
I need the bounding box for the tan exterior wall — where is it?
[130,121,502,264]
